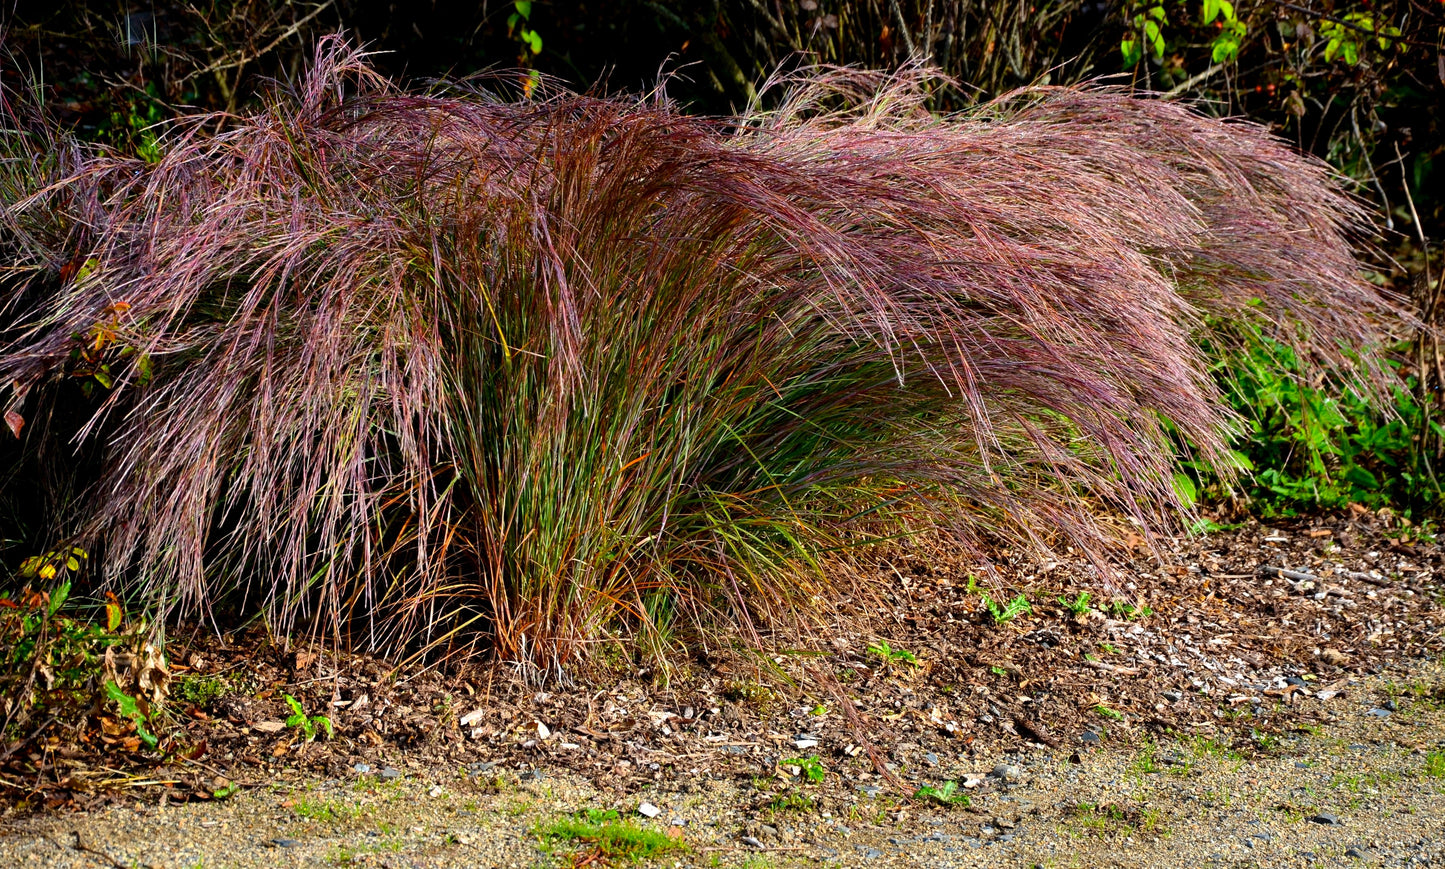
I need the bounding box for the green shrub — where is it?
[1196,330,1442,516]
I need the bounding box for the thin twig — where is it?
[184,0,336,82]
[888,0,919,59]
[1163,63,1225,99]
[1258,0,1434,48]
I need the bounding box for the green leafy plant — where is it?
[1425,751,1445,778]
[913,780,970,808]
[1121,2,1168,66]
[982,594,1032,624]
[0,579,143,742]
[506,1,544,59]
[868,641,919,667]
[284,694,334,742]
[768,790,815,812]
[783,755,826,783]
[1199,332,1442,517]
[1094,704,1124,720]
[1058,592,1092,615]
[1201,0,1246,63]
[1319,12,1401,66]
[1108,601,1153,620]
[105,680,159,749]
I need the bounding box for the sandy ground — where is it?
[3,659,1443,869]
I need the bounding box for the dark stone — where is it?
[1079,731,1101,744]
[1366,708,1392,718]
[270,839,300,848]
[1346,846,1370,859]
[1309,813,1341,825]
[379,767,402,780]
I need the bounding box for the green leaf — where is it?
[1202,0,1219,25]
[48,579,69,616]
[526,29,543,54]
[106,602,123,632]
[1172,472,1198,508]
[514,0,532,17]
[1121,38,1141,66]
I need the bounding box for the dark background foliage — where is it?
[6,1,1440,238]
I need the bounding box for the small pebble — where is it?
[1309,813,1341,826]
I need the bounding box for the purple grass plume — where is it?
[0,40,1408,672]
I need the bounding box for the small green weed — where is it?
[723,680,775,707]
[768,790,815,812]
[1424,752,1445,778]
[1058,592,1092,615]
[1067,801,1164,838]
[1093,704,1123,721]
[104,680,158,749]
[174,673,231,709]
[284,694,335,741]
[982,593,1032,624]
[913,780,970,808]
[536,809,685,862]
[292,796,362,823]
[1108,600,1153,620]
[782,755,825,783]
[868,641,919,667]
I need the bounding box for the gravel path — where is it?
[4,661,1443,868]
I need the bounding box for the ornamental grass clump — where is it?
[0,41,1406,671]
